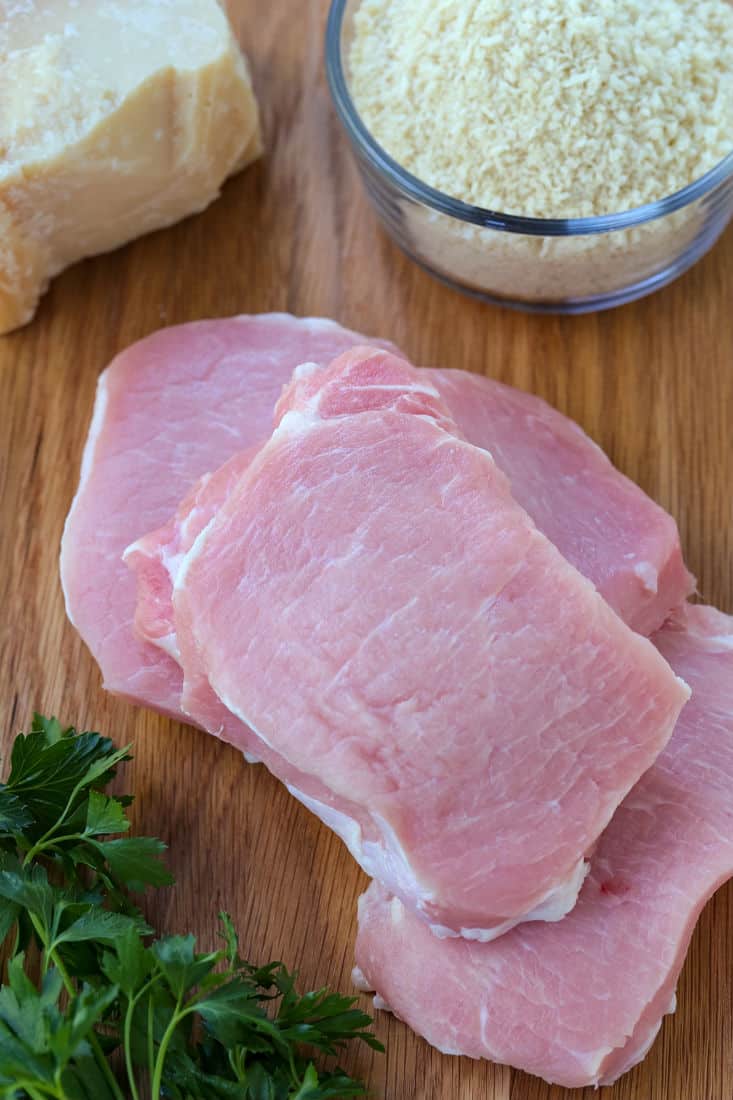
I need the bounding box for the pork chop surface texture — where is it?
[172,347,688,939]
[60,315,392,718]
[353,604,733,1087]
[123,448,259,665]
[61,314,692,727]
[124,356,692,677]
[430,369,693,635]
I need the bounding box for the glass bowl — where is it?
[325,0,733,315]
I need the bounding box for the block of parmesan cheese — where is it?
[0,0,262,334]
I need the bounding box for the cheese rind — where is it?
[0,0,262,334]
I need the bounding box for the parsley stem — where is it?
[124,996,142,1100]
[22,794,83,866]
[89,1032,126,1100]
[28,912,63,986]
[147,990,156,1085]
[21,744,129,867]
[123,974,163,1100]
[150,994,184,1099]
[22,831,83,862]
[18,1084,59,1100]
[29,914,127,1100]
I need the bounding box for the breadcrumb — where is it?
[350,0,733,217]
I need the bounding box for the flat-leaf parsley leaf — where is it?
[0,717,382,1099]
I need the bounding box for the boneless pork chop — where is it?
[354,604,733,1088]
[124,359,692,675]
[60,315,392,718]
[62,314,692,725]
[172,347,688,940]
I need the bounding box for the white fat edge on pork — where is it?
[138,629,180,664]
[231,313,361,334]
[59,369,110,627]
[428,856,591,943]
[284,787,438,913]
[351,966,372,993]
[170,366,324,599]
[596,991,679,1087]
[277,358,449,437]
[284,786,586,943]
[673,607,733,651]
[121,470,214,594]
[274,314,357,333]
[633,561,660,595]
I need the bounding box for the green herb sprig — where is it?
[0,716,382,1099]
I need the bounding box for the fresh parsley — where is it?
[0,716,382,1099]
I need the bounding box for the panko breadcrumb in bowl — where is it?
[326,0,733,314]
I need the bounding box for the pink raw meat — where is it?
[62,312,691,723]
[173,347,688,940]
[125,365,692,670]
[431,369,694,635]
[60,314,391,718]
[123,448,258,663]
[354,603,733,1087]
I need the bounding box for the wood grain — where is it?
[1,3,732,1098]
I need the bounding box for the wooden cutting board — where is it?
[1,3,731,1098]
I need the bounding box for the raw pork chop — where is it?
[353,604,733,1087]
[62,313,691,723]
[60,315,391,718]
[431,370,693,635]
[173,347,688,940]
[126,367,692,670]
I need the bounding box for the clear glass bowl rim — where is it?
[326,0,733,238]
